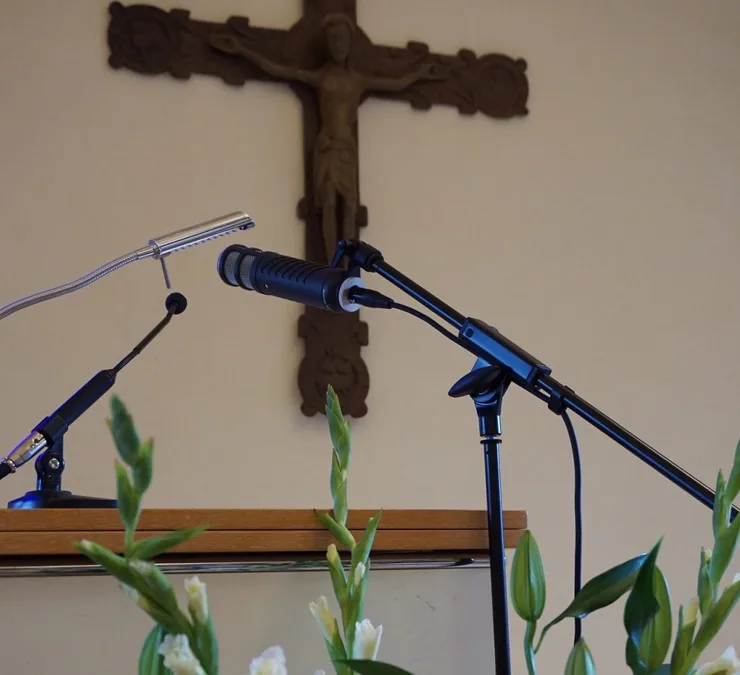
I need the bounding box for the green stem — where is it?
[533,621,552,654]
[124,527,134,558]
[524,621,537,675]
[675,648,699,675]
[343,544,357,658]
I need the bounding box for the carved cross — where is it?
[107,0,529,418]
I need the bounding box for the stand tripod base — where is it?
[7,490,117,509]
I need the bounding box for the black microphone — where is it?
[217,245,365,312]
[0,292,188,480]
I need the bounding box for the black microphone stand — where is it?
[333,240,738,675]
[3,293,188,509]
[448,358,514,675]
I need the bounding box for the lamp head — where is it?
[148,212,255,258]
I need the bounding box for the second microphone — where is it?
[217,245,365,313]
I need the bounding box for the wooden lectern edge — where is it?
[0,508,528,532]
[0,508,527,559]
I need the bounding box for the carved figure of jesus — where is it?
[210,13,439,262]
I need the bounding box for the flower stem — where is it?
[533,621,551,654]
[524,621,537,675]
[124,527,134,558]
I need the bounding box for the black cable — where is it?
[396,299,585,647]
[391,302,470,349]
[352,285,585,645]
[561,409,583,645]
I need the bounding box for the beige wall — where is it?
[0,0,738,673]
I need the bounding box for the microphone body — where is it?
[218,245,364,313]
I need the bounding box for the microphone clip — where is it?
[330,240,383,274]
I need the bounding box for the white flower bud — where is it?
[695,646,740,675]
[309,596,339,643]
[353,562,366,587]
[326,543,339,564]
[158,634,206,675]
[247,645,288,675]
[352,618,382,660]
[683,596,700,625]
[184,576,209,624]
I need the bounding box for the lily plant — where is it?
[75,387,413,675]
[509,442,740,675]
[74,385,737,675]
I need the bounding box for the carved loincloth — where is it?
[313,131,358,204]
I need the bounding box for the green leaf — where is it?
[624,539,663,675]
[326,384,344,422]
[331,449,348,527]
[555,553,647,620]
[345,563,369,654]
[713,471,728,540]
[709,510,740,587]
[134,597,185,636]
[564,638,597,675]
[115,461,141,538]
[326,385,351,469]
[76,544,185,636]
[133,439,154,494]
[510,530,546,622]
[691,576,740,658]
[350,511,381,581]
[318,617,348,675]
[124,564,192,637]
[698,548,715,616]
[107,395,141,467]
[327,408,351,469]
[129,561,180,616]
[316,510,357,550]
[726,439,740,503]
[326,547,349,626]
[132,527,206,560]
[336,661,416,675]
[74,540,136,587]
[327,639,351,675]
[670,602,697,674]
[138,624,168,675]
[535,552,647,651]
[651,666,671,675]
[193,614,218,675]
[637,566,672,673]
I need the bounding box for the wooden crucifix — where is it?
[107,0,529,418]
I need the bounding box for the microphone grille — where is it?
[218,244,258,290]
[237,251,257,290]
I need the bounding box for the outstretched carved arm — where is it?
[209,34,318,86]
[364,63,444,93]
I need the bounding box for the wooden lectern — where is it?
[0,508,526,576]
